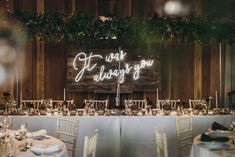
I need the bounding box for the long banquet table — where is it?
[8,115,234,157]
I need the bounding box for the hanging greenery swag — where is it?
[10,11,235,46]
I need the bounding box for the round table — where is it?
[13,134,67,157]
[190,133,235,157]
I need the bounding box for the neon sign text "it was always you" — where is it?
[73,50,154,83]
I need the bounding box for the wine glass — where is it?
[7,135,15,157]
[0,134,15,157]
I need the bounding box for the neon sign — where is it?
[73,50,154,83]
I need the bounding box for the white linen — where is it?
[9,115,234,157]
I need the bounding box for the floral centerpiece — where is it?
[38,101,47,115]
[97,102,106,115]
[162,102,171,115]
[193,101,207,115]
[130,104,139,115]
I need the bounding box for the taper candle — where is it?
[215,90,218,108]
[64,88,66,101]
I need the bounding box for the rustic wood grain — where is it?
[194,43,202,99]
[210,41,220,105]
[8,0,231,107]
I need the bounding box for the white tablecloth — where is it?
[121,115,233,157]
[12,116,121,157]
[7,115,234,157]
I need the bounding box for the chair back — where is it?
[85,99,108,110]
[57,118,79,157]
[158,99,179,110]
[189,99,203,109]
[124,99,147,110]
[83,129,99,157]
[52,100,74,109]
[176,116,193,157]
[21,100,44,109]
[22,99,74,109]
[155,128,168,157]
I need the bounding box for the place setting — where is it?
[191,121,235,157]
[0,119,66,157]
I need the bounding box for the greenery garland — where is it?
[12,11,235,46]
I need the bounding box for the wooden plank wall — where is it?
[0,0,231,107]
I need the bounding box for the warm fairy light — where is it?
[6,0,10,12]
[73,51,154,83]
[164,1,182,15]
[99,16,111,22]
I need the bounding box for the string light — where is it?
[6,0,10,12]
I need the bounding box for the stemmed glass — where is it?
[0,133,15,157]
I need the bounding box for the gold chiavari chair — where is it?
[57,118,79,157]
[21,100,34,109]
[83,129,99,157]
[158,99,180,110]
[21,100,44,109]
[22,99,74,110]
[51,100,63,109]
[188,99,202,109]
[124,99,147,110]
[155,127,168,157]
[84,99,108,110]
[176,116,193,157]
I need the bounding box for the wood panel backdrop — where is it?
[0,0,235,107]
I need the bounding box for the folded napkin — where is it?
[32,129,47,138]
[201,133,229,142]
[31,145,61,155]
[211,122,229,131]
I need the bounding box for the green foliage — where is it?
[14,11,235,46]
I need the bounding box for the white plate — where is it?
[30,145,46,155]
[31,145,61,155]
[198,143,230,150]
